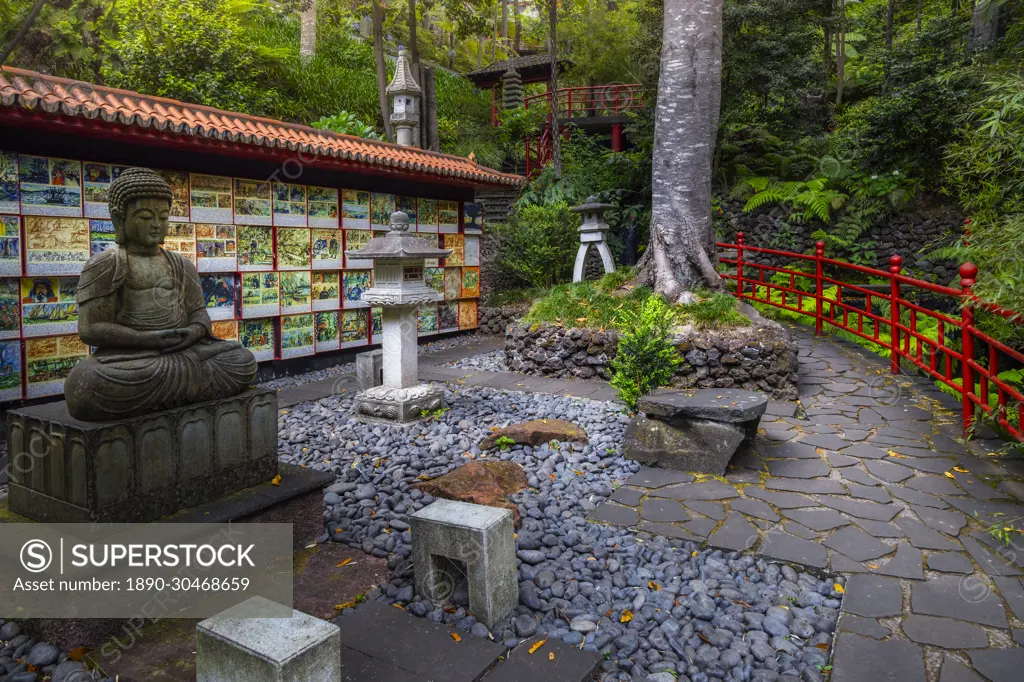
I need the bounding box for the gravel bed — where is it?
[0,619,108,681]
[445,349,507,372]
[280,385,843,682]
[259,332,482,390]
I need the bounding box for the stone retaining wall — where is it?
[478,304,530,335]
[505,322,799,400]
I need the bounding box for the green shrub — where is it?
[494,202,581,289]
[312,112,382,140]
[684,292,749,330]
[610,295,682,410]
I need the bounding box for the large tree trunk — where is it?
[513,0,522,51]
[372,0,394,141]
[968,0,1000,49]
[636,0,725,301]
[547,0,562,178]
[501,0,509,44]
[835,0,846,106]
[300,0,317,60]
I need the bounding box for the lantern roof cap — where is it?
[387,46,421,96]
[344,211,450,259]
[571,195,615,213]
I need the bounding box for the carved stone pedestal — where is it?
[355,383,445,423]
[6,388,279,523]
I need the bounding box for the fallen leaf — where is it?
[648,581,661,591]
[887,450,908,459]
[528,639,547,654]
[953,466,969,473]
[68,647,91,662]
[270,474,282,486]
[548,652,555,661]
[814,642,830,650]
[549,473,556,482]
[944,471,957,479]
[867,563,878,569]
[392,604,406,610]
[451,633,461,642]
[620,610,633,623]
[334,601,356,610]
[335,558,354,568]
[692,551,699,557]
[833,584,845,594]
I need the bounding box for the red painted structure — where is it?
[718,234,1024,442]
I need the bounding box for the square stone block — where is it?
[197,598,340,682]
[356,349,383,391]
[6,388,279,523]
[410,499,518,629]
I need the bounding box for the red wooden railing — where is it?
[718,234,1024,442]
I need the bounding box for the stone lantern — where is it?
[387,45,421,148]
[571,195,616,282]
[345,211,450,422]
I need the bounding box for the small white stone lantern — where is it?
[387,45,421,148]
[345,211,450,422]
[571,195,616,282]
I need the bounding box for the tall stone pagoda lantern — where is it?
[571,196,616,282]
[387,45,421,148]
[345,211,450,422]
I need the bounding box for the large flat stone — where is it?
[729,498,779,522]
[479,419,588,450]
[650,481,740,501]
[625,467,695,489]
[707,512,759,552]
[412,461,527,528]
[831,634,925,682]
[938,658,986,682]
[781,508,850,531]
[926,552,973,573]
[874,542,924,579]
[852,519,905,538]
[969,648,1024,682]
[842,574,903,617]
[766,478,847,494]
[902,614,988,648]
[897,519,960,551]
[766,458,831,479]
[743,487,815,509]
[483,636,601,682]
[683,500,727,520]
[7,388,278,523]
[864,460,914,483]
[961,535,1024,577]
[911,575,1008,627]
[913,506,966,536]
[638,388,768,423]
[759,530,828,569]
[640,499,689,523]
[839,615,891,639]
[588,502,640,527]
[624,414,751,476]
[993,577,1024,620]
[818,496,901,522]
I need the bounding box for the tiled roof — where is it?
[0,66,522,188]
[465,53,555,79]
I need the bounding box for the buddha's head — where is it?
[108,168,174,248]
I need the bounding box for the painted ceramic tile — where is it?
[314,310,340,351]
[279,270,312,314]
[241,271,280,318]
[341,309,369,348]
[311,271,340,311]
[396,195,418,227]
[156,169,190,222]
[233,178,273,225]
[276,227,311,270]
[195,224,237,272]
[19,155,82,217]
[417,198,438,233]
[0,151,19,214]
[425,267,444,296]
[280,313,315,358]
[0,278,20,339]
[438,301,459,332]
[236,225,274,271]
[201,273,238,321]
[273,182,307,226]
[0,215,21,275]
[461,266,480,298]
[444,267,462,300]
[342,189,370,230]
[20,276,79,337]
[82,162,129,218]
[343,270,372,308]
[417,303,438,336]
[189,174,232,223]
[344,229,373,269]
[458,299,478,329]
[438,200,459,233]
[0,339,22,401]
[25,334,88,398]
[89,219,116,257]
[464,234,480,266]
[370,306,382,340]
[311,229,342,269]
[24,217,90,275]
[239,317,276,361]
[371,193,395,230]
[164,222,196,264]
[464,201,483,233]
[211,319,238,342]
[443,234,464,266]
[308,186,339,228]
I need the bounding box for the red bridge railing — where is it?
[718,234,1024,442]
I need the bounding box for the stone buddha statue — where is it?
[65,167,257,421]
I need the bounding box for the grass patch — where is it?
[521,270,749,332]
[483,287,547,308]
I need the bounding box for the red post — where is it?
[736,232,745,299]
[814,240,825,336]
[960,262,979,436]
[567,89,573,119]
[611,124,623,152]
[525,136,532,177]
[889,254,903,374]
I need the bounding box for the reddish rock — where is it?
[412,460,528,527]
[479,419,589,450]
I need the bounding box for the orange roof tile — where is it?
[0,66,524,188]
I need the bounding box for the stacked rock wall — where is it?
[478,304,530,335]
[505,323,799,400]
